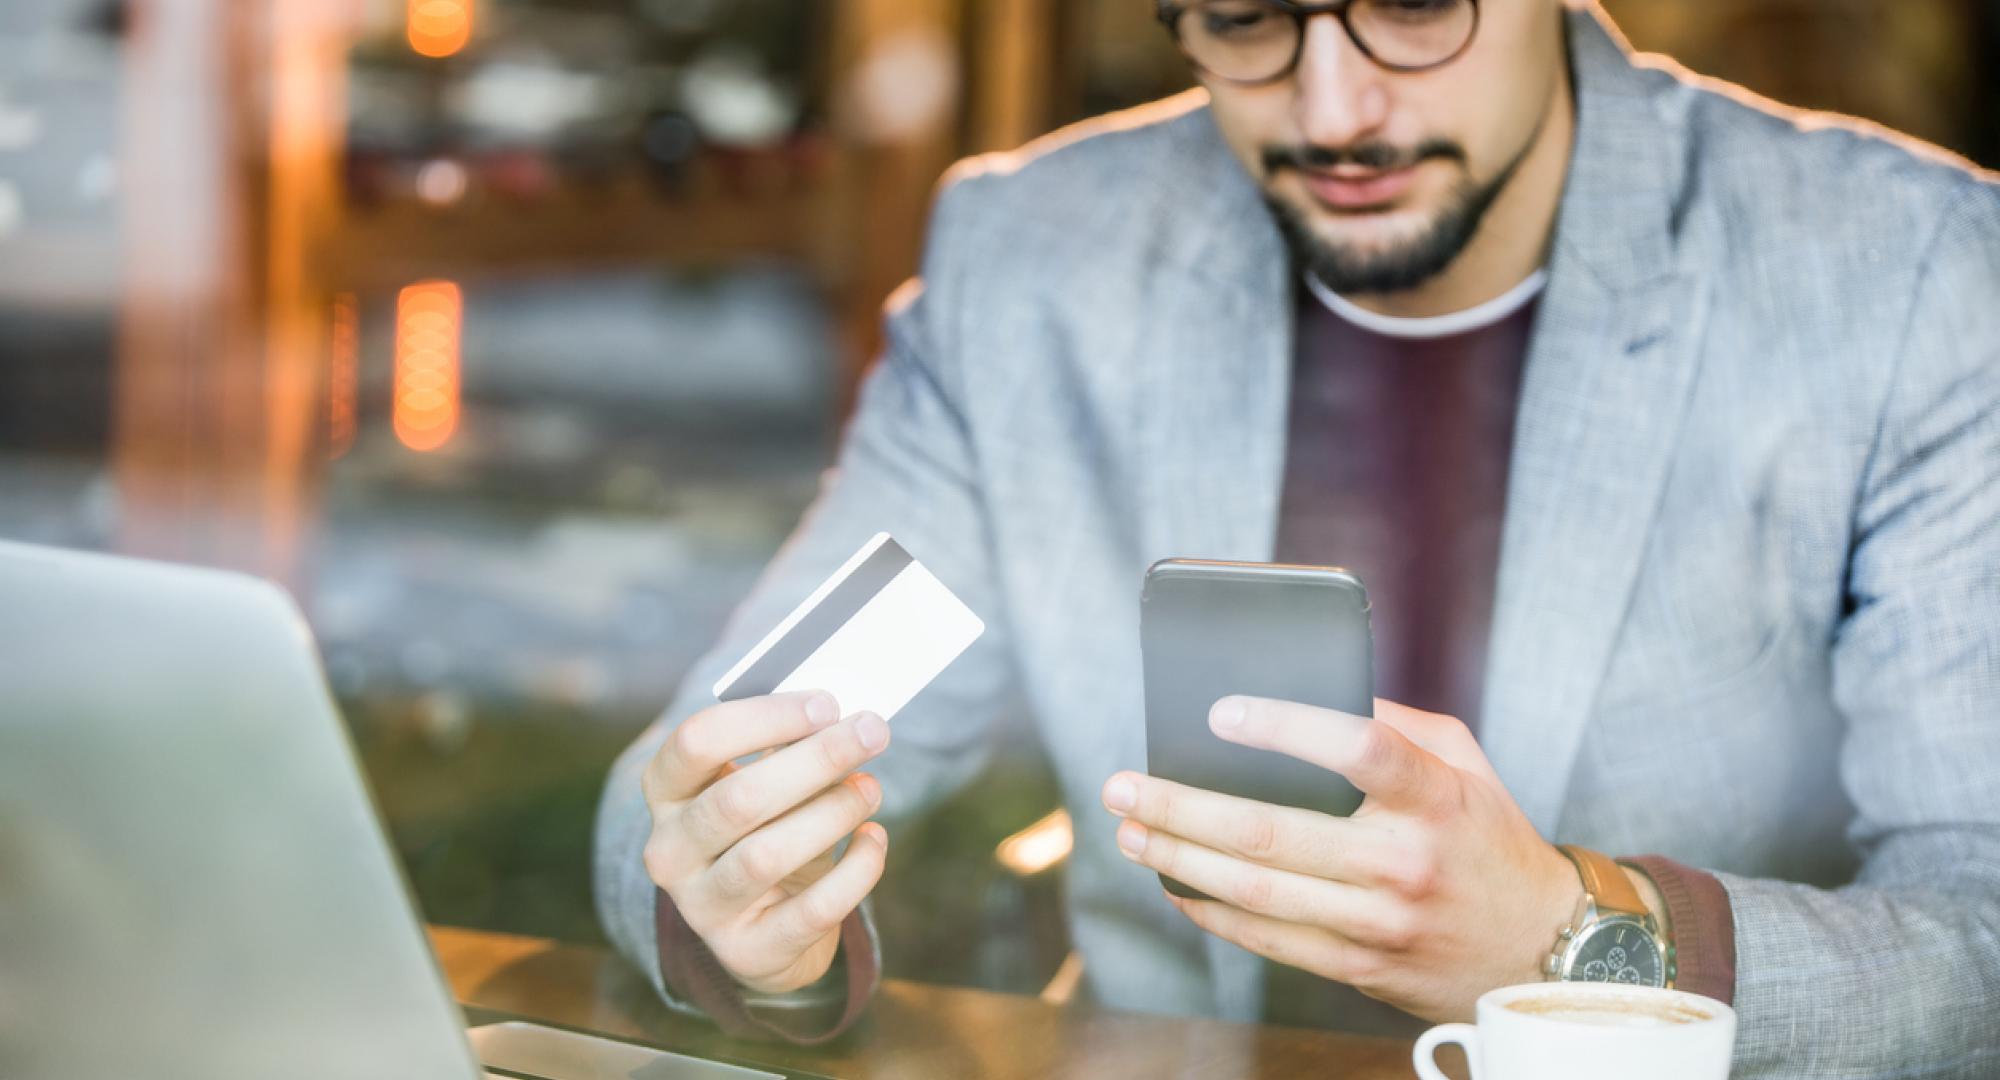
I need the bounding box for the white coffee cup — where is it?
[1413,982,1736,1080]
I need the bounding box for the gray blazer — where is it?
[597,5,2000,1075]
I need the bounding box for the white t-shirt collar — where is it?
[1305,269,1548,341]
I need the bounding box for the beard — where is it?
[1261,136,1530,296]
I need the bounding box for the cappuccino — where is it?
[1415,982,1736,1080]
[1503,988,1715,1028]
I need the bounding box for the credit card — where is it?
[711,533,985,722]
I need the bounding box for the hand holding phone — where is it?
[1119,560,1584,1021]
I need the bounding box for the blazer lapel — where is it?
[1478,6,1713,834]
[1479,269,1709,835]
[1132,117,1295,568]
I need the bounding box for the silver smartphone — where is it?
[1140,558,1374,900]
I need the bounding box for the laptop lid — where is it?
[0,541,483,1080]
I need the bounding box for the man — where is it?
[595,1,2000,1074]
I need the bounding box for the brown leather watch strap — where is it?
[1559,844,1648,917]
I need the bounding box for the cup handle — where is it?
[1413,1022,1480,1080]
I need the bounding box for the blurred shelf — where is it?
[331,166,842,293]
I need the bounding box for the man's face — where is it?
[1197,0,1568,294]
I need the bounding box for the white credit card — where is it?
[712,533,984,722]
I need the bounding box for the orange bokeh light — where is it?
[408,0,473,59]
[328,292,359,459]
[394,281,462,453]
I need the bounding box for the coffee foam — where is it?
[1504,992,1714,1028]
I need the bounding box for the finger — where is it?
[699,773,884,911]
[760,822,888,958]
[1169,892,1376,987]
[647,691,841,803]
[1102,772,1399,885]
[644,760,743,892]
[1209,696,1450,817]
[1371,698,1493,780]
[679,711,891,859]
[1115,820,1401,945]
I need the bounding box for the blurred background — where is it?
[0,0,1993,1000]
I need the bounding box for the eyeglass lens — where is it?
[1174,0,1476,80]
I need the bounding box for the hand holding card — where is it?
[638,533,985,995]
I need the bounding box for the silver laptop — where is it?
[0,541,796,1080]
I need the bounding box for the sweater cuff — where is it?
[653,888,877,1044]
[1621,854,1737,1006]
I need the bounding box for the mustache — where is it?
[1261,138,1467,174]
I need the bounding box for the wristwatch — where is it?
[1543,844,1674,988]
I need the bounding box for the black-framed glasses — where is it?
[1158,0,1480,83]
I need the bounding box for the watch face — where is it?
[1567,919,1666,988]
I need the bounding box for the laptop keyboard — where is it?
[468,1021,784,1080]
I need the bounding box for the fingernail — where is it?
[852,773,881,804]
[855,712,890,752]
[1103,775,1136,814]
[1210,697,1244,733]
[805,692,838,728]
[1116,821,1147,858]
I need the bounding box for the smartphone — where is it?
[1140,558,1373,900]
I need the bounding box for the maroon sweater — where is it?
[652,276,1735,1040]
